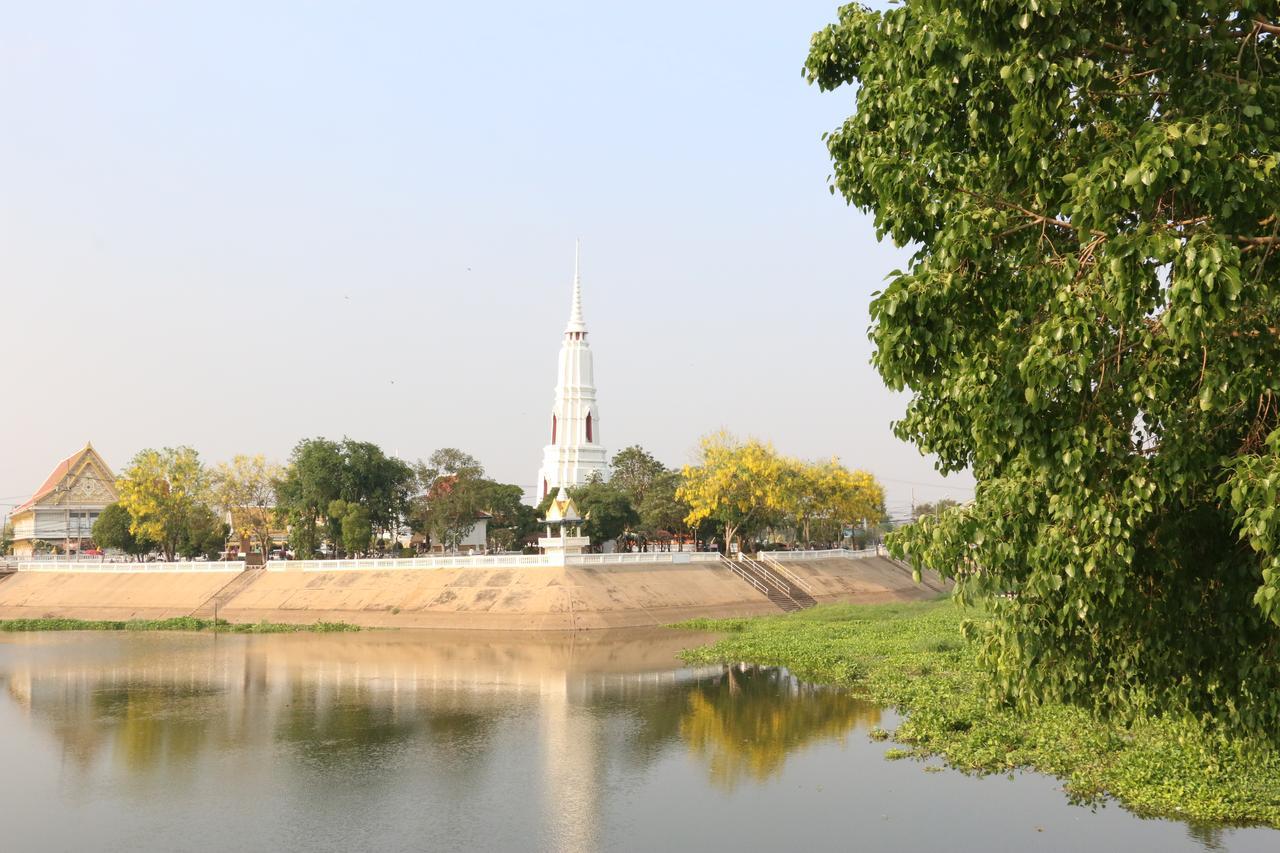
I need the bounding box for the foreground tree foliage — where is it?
[807,2,1280,730]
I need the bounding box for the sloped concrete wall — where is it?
[220,563,781,630]
[0,570,242,620]
[770,555,950,603]
[0,556,949,629]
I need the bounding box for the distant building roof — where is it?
[14,443,116,514]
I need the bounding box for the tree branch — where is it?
[1254,17,1280,36]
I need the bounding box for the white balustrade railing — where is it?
[8,551,730,575]
[18,555,126,563]
[269,551,727,572]
[761,547,881,561]
[15,561,246,573]
[572,552,720,566]
[273,554,552,572]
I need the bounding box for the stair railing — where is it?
[716,555,768,594]
[755,553,815,594]
[736,554,793,596]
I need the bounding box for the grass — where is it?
[0,616,360,633]
[678,599,1280,828]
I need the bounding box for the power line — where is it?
[877,476,974,492]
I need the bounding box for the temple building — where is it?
[535,244,608,499]
[8,443,118,556]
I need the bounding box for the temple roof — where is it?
[542,488,582,523]
[13,443,115,513]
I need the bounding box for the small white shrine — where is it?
[538,488,591,559]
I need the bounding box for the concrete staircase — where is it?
[190,568,264,620]
[727,555,817,613]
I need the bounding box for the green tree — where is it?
[0,520,12,555]
[410,449,487,552]
[338,439,416,536]
[276,438,414,557]
[275,439,344,558]
[175,505,226,560]
[341,503,372,556]
[91,503,154,558]
[807,2,1280,729]
[638,471,693,541]
[570,480,638,546]
[610,445,667,504]
[477,481,539,552]
[116,447,212,560]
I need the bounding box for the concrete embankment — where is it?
[0,556,947,629]
[0,569,243,621]
[775,555,950,603]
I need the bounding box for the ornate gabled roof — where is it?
[541,487,582,523]
[13,443,117,513]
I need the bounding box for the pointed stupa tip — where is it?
[565,239,587,334]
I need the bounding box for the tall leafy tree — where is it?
[91,502,155,558]
[570,480,638,546]
[276,438,414,557]
[116,446,212,560]
[339,439,416,536]
[410,448,488,551]
[807,2,1280,729]
[326,500,373,556]
[477,481,539,552]
[637,470,703,547]
[610,445,667,504]
[176,505,227,560]
[276,439,344,558]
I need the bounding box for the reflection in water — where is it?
[0,630,863,846]
[2,633,861,788]
[0,631,1268,853]
[680,665,880,791]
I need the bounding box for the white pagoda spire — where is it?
[566,240,586,334]
[535,243,608,501]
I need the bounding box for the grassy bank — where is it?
[679,600,1280,827]
[0,616,360,633]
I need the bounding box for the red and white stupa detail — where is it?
[535,243,608,500]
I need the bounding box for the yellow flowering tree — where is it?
[116,446,212,561]
[678,432,790,553]
[212,454,284,560]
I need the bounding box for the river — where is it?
[0,629,1273,852]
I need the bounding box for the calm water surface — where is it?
[0,629,1274,853]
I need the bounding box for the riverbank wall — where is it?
[0,552,946,630]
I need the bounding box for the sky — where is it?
[0,1,973,523]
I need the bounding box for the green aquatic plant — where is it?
[680,602,1280,827]
[0,617,360,633]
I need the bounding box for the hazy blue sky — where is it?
[0,1,972,521]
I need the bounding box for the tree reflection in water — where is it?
[679,664,881,791]
[3,638,877,798]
